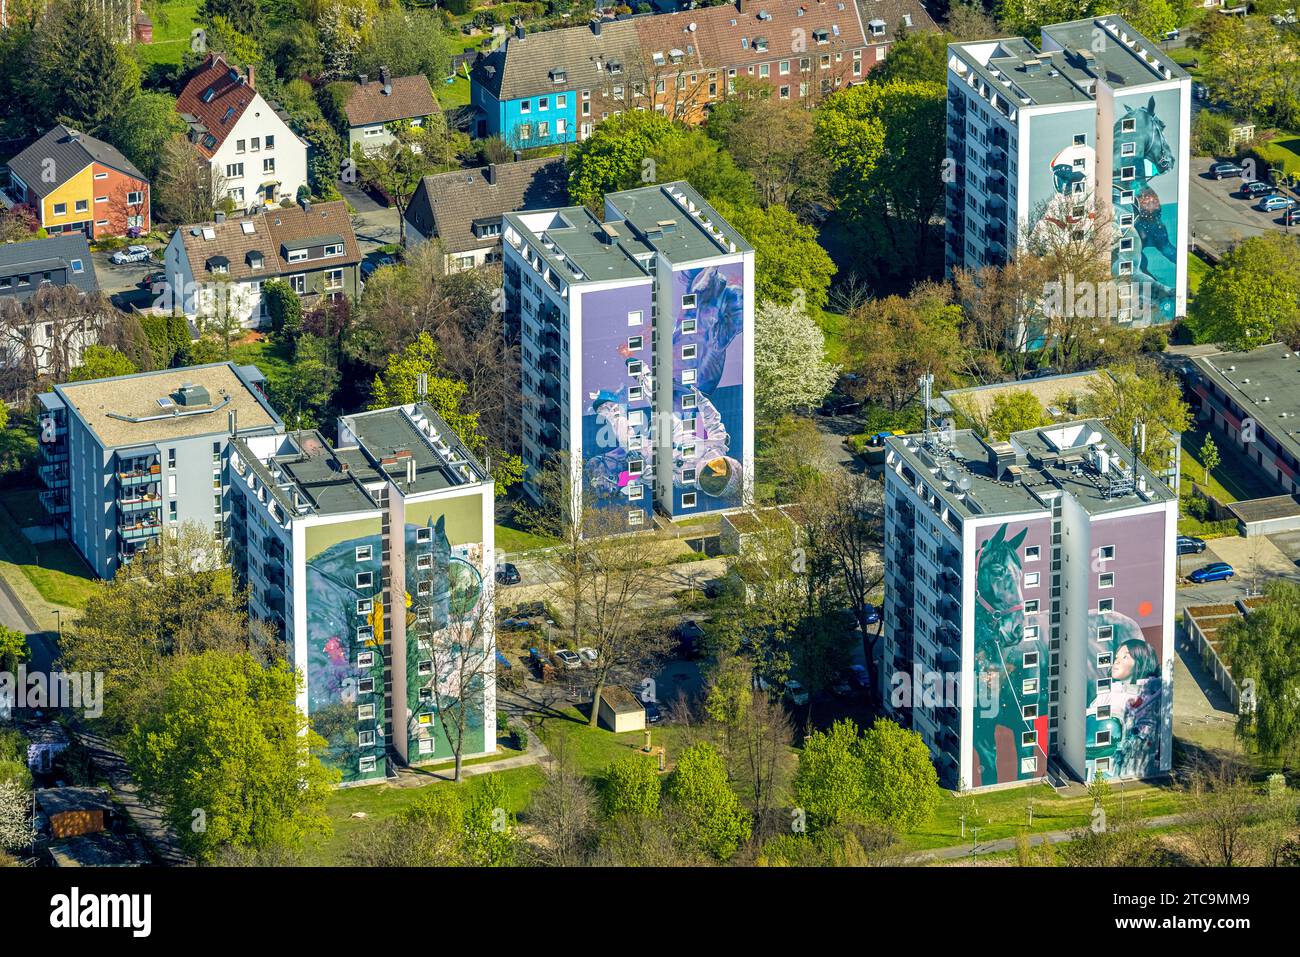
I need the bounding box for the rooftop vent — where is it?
[174,383,211,407]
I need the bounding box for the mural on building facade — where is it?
[1085,608,1166,780]
[1113,93,1179,325]
[972,523,1049,787]
[671,264,745,512]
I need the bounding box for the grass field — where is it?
[1187,249,1212,298]
[494,523,558,554]
[134,0,200,72]
[1181,428,1275,504]
[1255,133,1300,179]
[0,491,99,610]
[816,308,849,365]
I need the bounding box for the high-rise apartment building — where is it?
[945,16,1190,325]
[503,181,754,527]
[881,419,1176,790]
[227,403,496,785]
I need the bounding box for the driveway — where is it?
[339,182,401,251]
[91,247,159,303]
[1189,156,1300,256]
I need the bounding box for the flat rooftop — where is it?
[938,370,1108,419]
[342,403,489,494]
[53,362,280,449]
[886,418,1175,520]
[1191,342,1300,466]
[950,15,1187,110]
[606,182,750,263]
[507,206,655,284]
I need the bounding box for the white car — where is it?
[578,647,598,668]
[110,244,151,265]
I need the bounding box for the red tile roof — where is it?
[175,54,258,160]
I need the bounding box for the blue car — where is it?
[1258,195,1297,213]
[1188,562,1234,583]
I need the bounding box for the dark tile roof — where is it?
[405,156,569,253]
[344,74,440,128]
[175,54,259,159]
[472,20,643,101]
[0,234,99,301]
[177,200,360,283]
[6,125,146,200]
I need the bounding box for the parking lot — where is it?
[1190,155,1300,253]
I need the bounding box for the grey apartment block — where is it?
[36,362,284,578]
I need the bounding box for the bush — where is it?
[1191,111,1234,157]
[511,723,528,751]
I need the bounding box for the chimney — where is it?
[379,66,391,86]
[301,197,311,213]
[214,210,226,223]
[487,163,498,185]
[736,0,745,12]
[515,23,524,40]
[246,64,254,89]
[591,17,602,35]
[513,150,521,162]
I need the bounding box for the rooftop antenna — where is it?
[920,373,935,445]
[1130,421,1142,490]
[416,372,428,402]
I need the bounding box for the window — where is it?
[1098,545,1115,561]
[682,344,697,360]
[356,572,373,589]
[1023,651,1039,667]
[1120,165,1135,181]
[537,121,550,138]
[681,318,696,334]
[628,310,643,326]
[356,625,373,641]
[1097,705,1111,720]
[358,730,375,747]
[628,360,643,376]
[417,553,433,570]
[520,100,531,114]
[1098,598,1114,613]
[74,199,88,213]
[681,294,697,310]
[1021,730,1037,748]
[127,191,143,206]
[287,249,308,263]
[364,126,384,138]
[682,369,696,384]
[681,393,696,410]
[683,467,697,483]
[628,484,643,501]
[1025,546,1040,561]
[71,259,83,273]
[226,163,244,178]
[324,269,344,291]
[628,386,643,401]
[417,661,433,676]
[236,140,246,154]
[94,171,108,180]
[1098,625,1113,640]
[1020,757,1038,774]
[1097,653,1112,668]
[265,135,275,149]
[416,526,432,544]
[628,457,644,476]
[1022,678,1038,695]
[1098,572,1114,588]
[355,545,372,562]
[1121,118,1136,132]
[1073,133,1087,146]
[1024,572,1040,587]
[1096,729,1112,746]
[628,509,644,526]
[417,580,431,597]
[538,97,549,111]
[53,203,66,216]
[1025,599,1039,614]
[682,492,697,508]
[358,702,375,719]
[628,335,643,351]
[290,275,306,294]
[359,756,376,773]
[1023,704,1038,719]
[358,678,375,694]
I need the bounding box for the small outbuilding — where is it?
[597,685,646,734]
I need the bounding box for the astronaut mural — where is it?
[1112,93,1180,324]
[671,264,745,512]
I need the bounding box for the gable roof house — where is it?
[0,233,100,376]
[343,68,441,155]
[3,124,150,240]
[162,199,361,329]
[404,155,569,270]
[470,0,934,143]
[176,55,309,212]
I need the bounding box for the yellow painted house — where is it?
[5,124,150,240]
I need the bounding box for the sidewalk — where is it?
[917,813,1188,862]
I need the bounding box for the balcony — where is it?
[118,519,162,542]
[117,494,163,516]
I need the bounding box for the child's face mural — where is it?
[1112,643,1136,681]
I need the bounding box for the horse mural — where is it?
[1113,96,1178,323]
[972,524,1044,786]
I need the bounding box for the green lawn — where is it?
[230,335,293,379]
[0,488,45,527]
[134,0,200,72]
[494,523,558,554]
[1187,249,1211,298]
[305,764,546,865]
[0,493,99,610]
[1181,429,1275,504]
[816,308,848,365]
[533,704,698,777]
[1255,133,1300,179]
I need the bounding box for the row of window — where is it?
[224,159,276,179]
[234,136,275,154]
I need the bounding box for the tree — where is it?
[519,453,670,727]
[968,389,1050,441]
[69,345,136,382]
[352,9,451,84]
[753,300,839,419]
[351,123,441,245]
[1078,359,1191,475]
[995,0,1103,37]
[369,332,523,494]
[156,134,228,225]
[1180,756,1265,867]
[0,625,29,674]
[954,255,1056,380]
[109,92,188,182]
[128,650,337,861]
[869,29,947,85]
[343,787,466,867]
[602,754,662,819]
[816,80,946,283]
[34,0,141,135]
[793,718,869,832]
[463,774,518,867]
[1220,580,1300,764]
[713,200,837,312]
[527,737,599,866]
[198,0,263,35]
[262,279,303,340]
[1187,234,1300,350]
[842,281,963,410]
[0,779,32,854]
[858,718,941,832]
[1202,434,1220,486]
[663,742,751,860]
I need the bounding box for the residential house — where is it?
[404,155,568,271]
[176,54,309,210]
[470,0,935,144]
[343,67,441,155]
[162,199,362,328]
[0,234,100,375]
[3,125,150,240]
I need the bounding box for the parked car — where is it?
[1209,161,1245,180]
[110,244,151,265]
[1176,535,1208,556]
[1285,207,1300,227]
[817,392,862,417]
[861,603,882,626]
[1257,195,1296,212]
[672,619,705,657]
[848,664,871,690]
[1188,562,1234,584]
[1241,180,1278,199]
[1161,28,1179,40]
[499,616,533,631]
[578,647,598,667]
[140,271,167,292]
[495,562,521,586]
[360,254,397,281]
[831,674,853,697]
[644,700,663,724]
[553,649,582,670]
